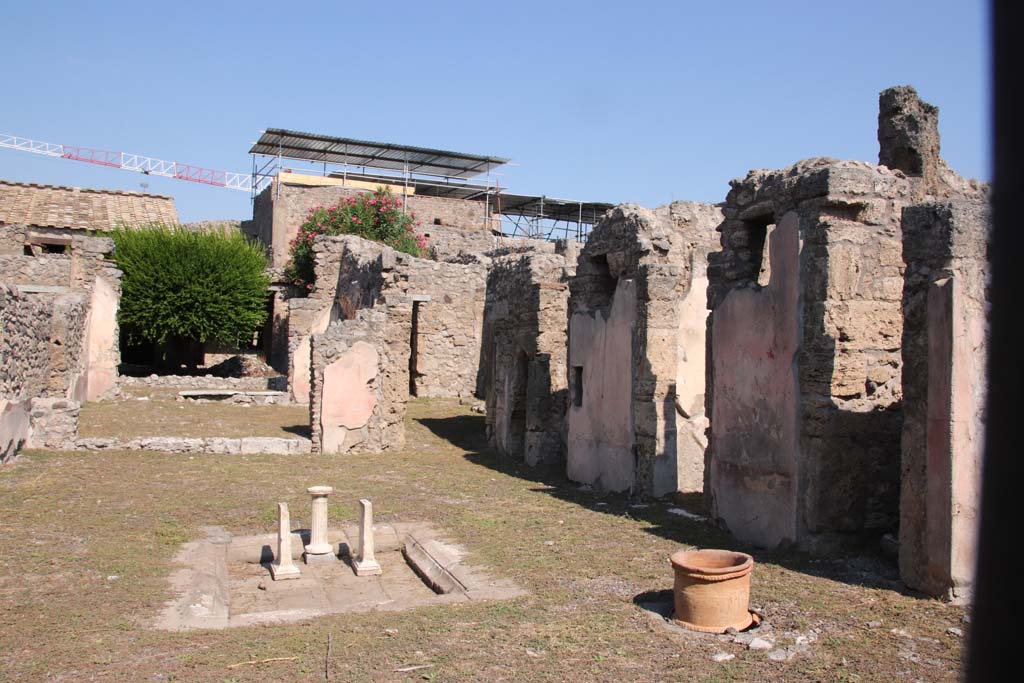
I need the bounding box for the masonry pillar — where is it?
[899,201,990,601]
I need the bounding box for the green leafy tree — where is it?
[112,224,270,369]
[285,187,426,293]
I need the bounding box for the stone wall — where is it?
[0,253,72,286]
[566,201,721,495]
[482,247,571,466]
[248,177,500,268]
[288,235,486,404]
[0,284,87,461]
[708,159,911,548]
[899,200,990,601]
[309,305,411,454]
[0,231,121,461]
[706,86,988,551]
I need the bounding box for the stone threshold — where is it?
[73,435,312,455]
[177,389,287,405]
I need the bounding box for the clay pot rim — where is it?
[670,548,753,577]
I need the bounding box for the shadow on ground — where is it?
[281,424,312,439]
[416,412,910,596]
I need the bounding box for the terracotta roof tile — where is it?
[0,179,179,230]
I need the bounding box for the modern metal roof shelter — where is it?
[325,170,500,201]
[250,129,509,179]
[249,129,611,240]
[495,193,614,225]
[321,171,613,239]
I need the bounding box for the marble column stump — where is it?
[304,485,335,565]
[353,498,382,576]
[270,502,300,580]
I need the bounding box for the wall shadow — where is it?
[414,411,909,595]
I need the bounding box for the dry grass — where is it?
[0,398,966,682]
[78,395,310,440]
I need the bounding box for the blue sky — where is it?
[2,1,989,222]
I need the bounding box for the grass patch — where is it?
[0,399,966,682]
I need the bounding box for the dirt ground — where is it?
[0,398,966,682]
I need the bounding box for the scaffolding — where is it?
[248,128,611,241]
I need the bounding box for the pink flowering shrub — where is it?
[285,187,427,293]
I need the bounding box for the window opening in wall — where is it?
[588,253,617,305]
[409,301,420,396]
[572,366,583,407]
[433,218,442,225]
[743,216,775,287]
[41,243,68,254]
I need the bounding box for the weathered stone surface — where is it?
[709,161,909,546]
[353,499,382,576]
[0,399,31,463]
[899,201,989,601]
[566,201,722,495]
[706,86,989,552]
[291,235,486,407]
[25,397,80,450]
[710,212,802,546]
[270,502,300,580]
[482,248,571,466]
[321,342,379,453]
[567,278,637,492]
[878,85,941,195]
[72,275,118,402]
[309,304,408,455]
[70,435,308,455]
[0,229,123,461]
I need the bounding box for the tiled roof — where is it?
[0,179,179,230]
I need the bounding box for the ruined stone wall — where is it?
[566,201,721,495]
[482,249,570,466]
[399,256,486,398]
[708,159,911,547]
[899,200,989,601]
[0,253,72,285]
[288,235,486,403]
[309,305,411,454]
[247,187,275,258]
[707,87,989,551]
[0,231,121,460]
[0,236,118,403]
[0,285,87,461]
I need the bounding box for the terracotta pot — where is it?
[669,548,754,633]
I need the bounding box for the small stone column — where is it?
[304,485,334,564]
[270,502,300,580]
[353,498,382,576]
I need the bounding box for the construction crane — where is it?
[0,133,253,192]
